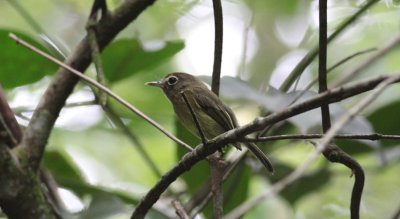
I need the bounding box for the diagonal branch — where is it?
[13,0,159,171]
[131,72,400,218]
[0,85,22,146]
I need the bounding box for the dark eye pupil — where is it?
[168,76,177,85]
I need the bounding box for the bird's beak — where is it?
[145,80,163,88]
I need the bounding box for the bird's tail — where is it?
[244,143,274,174]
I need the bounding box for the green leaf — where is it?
[0,30,57,88]
[222,162,251,213]
[43,150,139,204]
[270,163,331,204]
[43,150,85,185]
[368,100,400,149]
[101,39,184,83]
[200,162,252,218]
[80,193,126,219]
[175,120,210,194]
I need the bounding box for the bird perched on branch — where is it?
[147,72,273,173]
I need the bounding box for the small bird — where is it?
[146,72,273,173]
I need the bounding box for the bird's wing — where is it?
[192,90,238,131]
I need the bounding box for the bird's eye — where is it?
[167,76,178,85]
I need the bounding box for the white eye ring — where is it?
[167,76,178,85]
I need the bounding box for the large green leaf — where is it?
[80,193,127,219]
[0,30,57,88]
[368,100,400,149]
[43,150,139,203]
[101,39,184,83]
[222,162,251,213]
[270,163,331,205]
[175,120,210,194]
[43,150,85,185]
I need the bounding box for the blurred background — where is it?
[1,0,400,218]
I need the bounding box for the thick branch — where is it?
[17,0,157,171]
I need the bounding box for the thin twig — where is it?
[5,0,67,58]
[103,104,163,177]
[13,100,97,114]
[318,0,331,132]
[186,150,247,216]
[87,0,108,107]
[328,48,377,73]
[0,85,22,146]
[332,34,400,87]
[191,153,249,215]
[211,0,223,96]
[247,133,400,142]
[291,48,376,104]
[238,4,254,79]
[9,33,192,152]
[172,200,190,219]
[318,3,365,216]
[258,48,376,137]
[280,0,380,91]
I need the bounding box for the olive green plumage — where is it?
[147,72,273,173]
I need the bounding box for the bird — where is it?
[146,72,273,173]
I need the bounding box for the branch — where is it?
[318,0,331,132]
[103,104,163,177]
[131,73,400,218]
[211,0,223,95]
[172,200,190,219]
[332,34,400,87]
[291,47,376,104]
[0,85,22,146]
[317,4,364,218]
[210,0,225,218]
[87,0,109,107]
[185,150,246,216]
[5,0,67,58]
[247,133,400,142]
